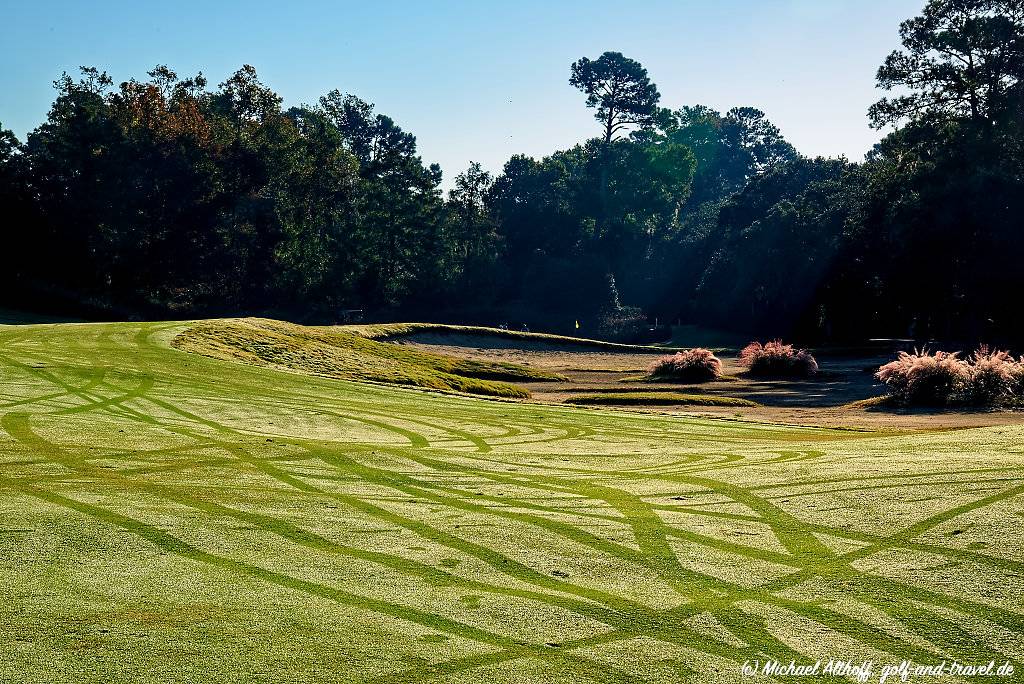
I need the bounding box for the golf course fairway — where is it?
[1,321,1022,683]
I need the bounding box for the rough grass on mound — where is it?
[564,392,759,407]
[172,318,563,398]
[345,322,683,352]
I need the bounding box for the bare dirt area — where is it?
[391,337,1024,430]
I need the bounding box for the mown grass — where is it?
[564,391,759,407]
[173,318,564,398]
[0,319,1022,683]
[345,321,684,351]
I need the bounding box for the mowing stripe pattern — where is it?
[0,322,1022,683]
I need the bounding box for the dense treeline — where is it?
[3,0,1024,344]
[3,65,450,316]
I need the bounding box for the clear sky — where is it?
[1,0,923,188]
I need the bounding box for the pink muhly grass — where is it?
[875,348,971,405]
[876,345,1024,406]
[648,347,723,383]
[739,340,818,377]
[967,346,1022,402]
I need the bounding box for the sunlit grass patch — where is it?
[2,319,1022,683]
[172,318,562,398]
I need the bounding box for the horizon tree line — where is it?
[2,0,1024,345]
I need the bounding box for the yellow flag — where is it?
[575,320,580,329]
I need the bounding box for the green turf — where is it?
[173,318,564,398]
[1,320,1022,682]
[564,392,759,407]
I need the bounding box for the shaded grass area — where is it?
[620,374,741,383]
[564,392,759,407]
[173,318,564,399]
[345,322,684,351]
[0,307,85,325]
[0,320,1022,682]
[664,324,749,351]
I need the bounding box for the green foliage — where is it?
[804,1,1024,344]
[319,90,446,307]
[444,162,501,299]
[569,51,661,142]
[692,157,864,336]
[870,0,1024,129]
[665,105,797,209]
[626,105,799,325]
[0,122,31,291]
[7,3,1024,347]
[487,136,695,325]
[11,66,443,315]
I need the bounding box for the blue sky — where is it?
[1,0,923,188]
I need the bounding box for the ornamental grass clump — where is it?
[647,348,722,383]
[874,346,1024,406]
[739,340,818,377]
[967,346,1022,404]
[875,349,970,405]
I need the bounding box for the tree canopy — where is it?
[870,0,1024,129]
[4,0,1024,345]
[570,51,662,143]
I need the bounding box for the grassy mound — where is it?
[172,318,563,398]
[345,322,683,351]
[564,391,758,407]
